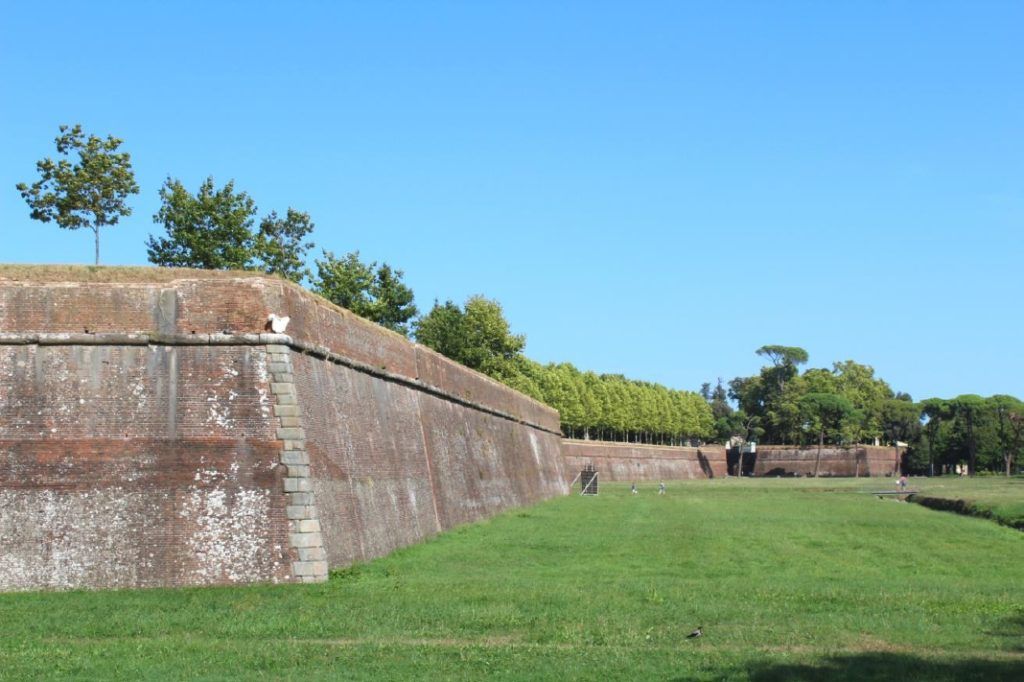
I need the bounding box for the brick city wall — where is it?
[561,439,727,485]
[0,268,566,591]
[752,445,903,477]
[0,341,295,590]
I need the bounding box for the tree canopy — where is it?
[415,295,524,376]
[147,177,317,283]
[17,124,139,265]
[313,251,418,336]
[148,177,257,270]
[253,209,316,283]
[415,296,712,443]
[717,345,1023,476]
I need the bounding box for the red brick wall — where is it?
[292,352,566,568]
[753,445,903,477]
[562,439,727,484]
[0,272,558,430]
[0,269,567,589]
[0,343,292,590]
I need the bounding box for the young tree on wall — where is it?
[416,295,527,380]
[370,263,418,336]
[458,295,526,377]
[414,299,468,360]
[148,178,317,281]
[17,124,139,265]
[253,208,316,283]
[147,177,257,270]
[313,251,418,336]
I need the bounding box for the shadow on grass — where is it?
[989,612,1024,652]
[731,652,1023,682]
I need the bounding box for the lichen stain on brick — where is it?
[0,488,139,591]
[178,475,281,584]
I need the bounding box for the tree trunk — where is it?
[967,412,977,476]
[928,433,934,477]
[94,226,100,265]
[814,430,823,478]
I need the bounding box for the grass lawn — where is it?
[1,479,1021,681]
[780,474,1024,528]
[903,476,1024,529]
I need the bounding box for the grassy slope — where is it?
[904,476,1024,529]
[0,480,1021,681]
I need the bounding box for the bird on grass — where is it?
[686,626,703,639]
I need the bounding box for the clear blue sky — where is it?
[2,2,1021,400]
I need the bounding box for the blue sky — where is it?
[2,1,1021,400]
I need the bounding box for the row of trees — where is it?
[707,345,1023,476]
[18,124,711,442]
[914,395,1024,476]
[514,363,713,444]
[414,297,713,442]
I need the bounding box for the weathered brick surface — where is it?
[562,440,728,482]
[753,445,903,477]
[292,352,446,567]
[0,272,558,429]
[0,344,291,590]
[417,392,566,530]
[413,345,561,433]
[0,269,570,590]
[0,344,275,441]
[293,350,567,568]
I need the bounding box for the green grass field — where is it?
[903,476,1024,529]
[1,479,1021,681]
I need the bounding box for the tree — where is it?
[17,124,139,265]
[148,177,257,270]
[730,346,810,444]
[253,208,315,283]
[830,360,894,443]
[313,251,418,335]
[370,263,418,335]
[756,345,809,391]
[919,398,950,476]
[991,395,1024,476]
[459,295,526,377]
[950,395,987,476]
[1008,413,1024,476]
[800,392,855,477]
[413,299,467,360]
[881,397,921,445]
[415,295,525,380]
